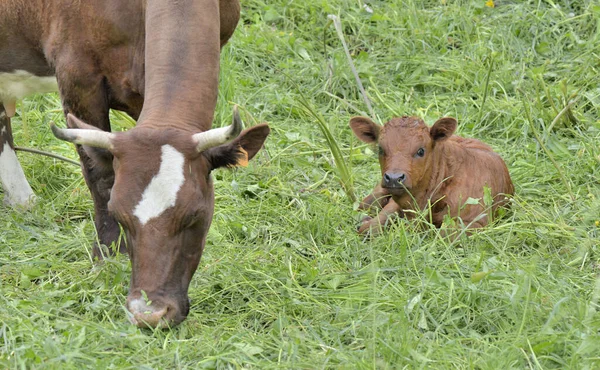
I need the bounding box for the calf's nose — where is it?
[383,172,406,188]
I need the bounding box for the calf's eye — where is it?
[416,148,425,157]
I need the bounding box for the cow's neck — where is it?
[423,141,454,203]
[137,0,221,132]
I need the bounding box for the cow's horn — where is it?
[51,123,114,150]
[193,106,243,153]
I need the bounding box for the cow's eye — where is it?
[378,146,385,156]
[416,148,425,157]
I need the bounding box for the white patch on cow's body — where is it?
[0,142,35,208]
[133,144,185,225]
[0,70,58,102]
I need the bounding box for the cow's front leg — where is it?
[357,199,402,236]
[73,140,125,258]
[57,68,125,258]
[0,102,36,208]
[358,182,391,212]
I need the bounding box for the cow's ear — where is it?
[430,117,457,142]
[203,124,270,170]
[349,116,380,143]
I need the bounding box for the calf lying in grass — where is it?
[350,116,514,235]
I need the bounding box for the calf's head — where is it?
[52,108,269,328]
[350,116,456,195]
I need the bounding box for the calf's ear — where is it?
[203,124,270,170]
[430,117,457,141]
[349,116,380,144]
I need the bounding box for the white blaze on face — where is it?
[0,142,35,208]
[133,144,186,225]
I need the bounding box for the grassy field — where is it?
[2,0,600,368]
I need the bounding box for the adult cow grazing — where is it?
[0,0,270,328]
[350,116,513,235]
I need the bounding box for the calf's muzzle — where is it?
[383,172,407,189]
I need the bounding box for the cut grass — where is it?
[1,0,600,368]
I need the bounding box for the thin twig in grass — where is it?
[326,14,375,120]
[15,146,80,166]
[521,96,575,201]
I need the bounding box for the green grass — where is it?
[2,0,600,368]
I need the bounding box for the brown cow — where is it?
[0,0,269,328]
[350,116,513,235]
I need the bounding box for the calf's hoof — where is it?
[357,215,373,232]
[357,216,384,237]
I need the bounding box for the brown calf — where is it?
[350,116,513,234]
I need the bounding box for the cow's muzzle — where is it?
[127,295,189,329]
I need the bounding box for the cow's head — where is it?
[350,116,456,196]
[52,107,269,328]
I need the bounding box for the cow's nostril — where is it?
[398,173,406,182]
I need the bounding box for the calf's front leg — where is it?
[357,199,402,236]
[358,182,391,212]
